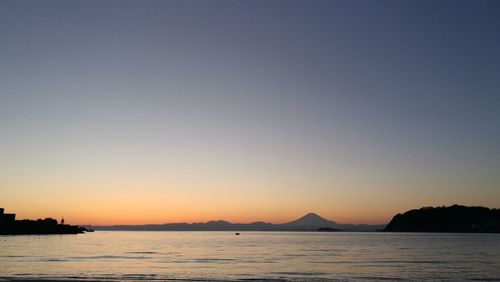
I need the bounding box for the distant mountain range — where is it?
[94,212,385,232]
[93,205,500,233]
[383,204,500,233]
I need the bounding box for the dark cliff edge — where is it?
[383,204,500,233]
[0,208,88,235]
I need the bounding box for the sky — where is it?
[1,0,499,225]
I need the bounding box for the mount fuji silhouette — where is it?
[94,212,384,232]
[279,212,338,230]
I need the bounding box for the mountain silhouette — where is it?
[280,212,338,230]
[94,212,384,232]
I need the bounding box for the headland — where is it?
[0,208,88,235]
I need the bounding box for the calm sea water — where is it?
[1,231,500,281]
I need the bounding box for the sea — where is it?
[1,231,499,281]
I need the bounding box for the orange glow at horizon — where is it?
[6,197,495,226]
[3,147,499,227]
[4,170,500,227]
[11,207,393,226]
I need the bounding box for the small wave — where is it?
[238,279,297,281]
[67,255,151,260]
[369,260,449,264]
[121,273,158,278]
[300,248,342,253]
[126,251,158,254]
[272,271,326,276]
[194,258,235,262]
[282,253,308,257]
[351,276,404,280]
[234,259,275,264]
[168,258,236,264]
[41,258,67,262]
[312,260,452,265]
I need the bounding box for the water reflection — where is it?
[1,232,500,280]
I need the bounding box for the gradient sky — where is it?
[1,0,499,225]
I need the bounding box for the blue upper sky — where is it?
[0,0,499,224]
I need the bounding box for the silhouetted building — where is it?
[0,207,16,224]
[0,207,87,235]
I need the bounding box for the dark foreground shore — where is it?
[1,208,88,235]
